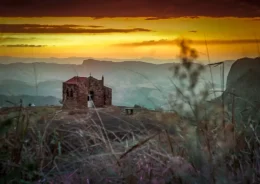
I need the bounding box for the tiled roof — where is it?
[64,76,88,84]
[104,86,112,90]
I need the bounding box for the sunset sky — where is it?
[0,0,260,63]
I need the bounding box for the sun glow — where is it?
[0,17,260,62]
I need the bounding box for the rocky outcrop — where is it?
[226,57,260,89]
[222,57,260,123]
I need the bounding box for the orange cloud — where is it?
[115,39,260,47]
[2,44,46,47]
[145,16,200,20]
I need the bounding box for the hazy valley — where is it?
[0,57,235,109]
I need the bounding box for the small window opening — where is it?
[88,91,94,101]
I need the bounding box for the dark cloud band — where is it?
[0,24,152,34]
[0,0,259,17]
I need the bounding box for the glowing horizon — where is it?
[0,17,260,63]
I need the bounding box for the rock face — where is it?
[223,57,260,122]
[62,76,112,109]
[225,57,260,100]
[226,57,260,90]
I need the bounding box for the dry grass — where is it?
[1,103,259,184]
[0,106,190,183]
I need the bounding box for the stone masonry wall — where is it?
[62,83,79,109]
[88,77,105,107]
[104,87,112,106]
[62,77,112,109]
[77,81,88,108]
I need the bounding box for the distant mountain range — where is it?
[0,57,234,85]
[0,56,181,65]
[0,56,212,65]
[0,79,62,97]
[0,56,236,108]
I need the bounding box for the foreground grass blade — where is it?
[119,132,160,160]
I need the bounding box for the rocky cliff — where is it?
[223,57,260,123]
